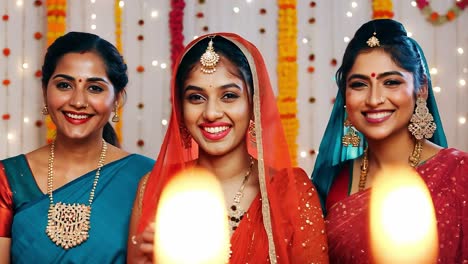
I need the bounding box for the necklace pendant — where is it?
[46,202,91,250]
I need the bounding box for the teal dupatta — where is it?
[3,154,154,264]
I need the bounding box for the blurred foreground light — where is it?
[155,168,230,264]
[370,166,438,264]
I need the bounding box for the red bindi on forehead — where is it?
[371,72,376,78]
[78,79,82,82]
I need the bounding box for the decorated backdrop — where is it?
[0,0,467,173]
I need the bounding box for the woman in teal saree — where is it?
[1,153,153,263]
[0,32,154,263]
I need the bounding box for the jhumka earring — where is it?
[112,102,120,123]
[200,36,220,74]
[42,105,49,115]
[179,125,192,149]
[408,97,436,140]
[342,118,361,147]
[248,120,256,144]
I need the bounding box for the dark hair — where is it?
[42,32,128,147]
[175,36,253,103]
[336,19,427,99]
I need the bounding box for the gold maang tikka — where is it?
[366,32,380,48]
[200,36,220,74]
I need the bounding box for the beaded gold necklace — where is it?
[227,156,254,235]
[359,140,423,191]
[45,139,107,249]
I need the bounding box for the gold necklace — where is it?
[359,140,423,191]
[227,156,254,235]
[46,139,107,249]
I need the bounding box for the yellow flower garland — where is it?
[277,0,298,165]
[46,0,67,143]
[372,0,394,19]
[114,0,123,144]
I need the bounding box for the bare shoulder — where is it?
[422,140,444,161]
[24,145,49,176]
[106,144,131,163]
[25,145,49,163]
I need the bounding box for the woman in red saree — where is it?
[127,33,328,263]
[312,19,467,263]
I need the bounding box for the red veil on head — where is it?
[138,33,323,263]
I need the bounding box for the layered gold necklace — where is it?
[359,140,423,191]
[45,139,107,249]
[227,156,254,235]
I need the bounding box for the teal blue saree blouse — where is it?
[0,154,154,263]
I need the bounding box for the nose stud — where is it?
[76,102,89,108]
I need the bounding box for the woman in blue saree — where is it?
[0,32,154,263]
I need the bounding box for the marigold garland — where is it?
[45,0,66,143]
[372,0,394,19]
[169,0,185,71]
[114,0,123,143]
[277,0,298,165]
[416,0,467,25]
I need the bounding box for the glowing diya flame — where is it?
[155,167,230,264]
[370,166,438,264]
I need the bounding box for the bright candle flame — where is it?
[370,166,438,264]
[155,168,230,264]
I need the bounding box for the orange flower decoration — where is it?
[2,79,10,86]
[307,66,315,73]
[35,120,44,127]
[35,70,42,78]
[137,65,145,73]
[3,48,10,56]
[430,12,439,21]
[2,15,8,21]
[2,114,10,120]
[34,32,43,40]
[447,10,456,21]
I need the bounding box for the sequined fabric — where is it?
[229,168,329,263]
[325,148,467,263]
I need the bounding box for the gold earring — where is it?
[248,120,256,144]
[408,97,436,140]
[342,118,360,147]
[112,103,120,122]
[179,125,192,149]
[42,105,49,115]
